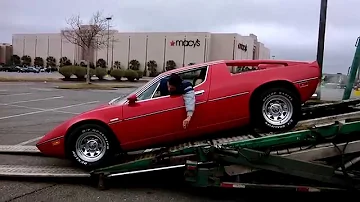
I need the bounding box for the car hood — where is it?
[68,102,124,126]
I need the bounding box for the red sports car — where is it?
[36,60,320,169]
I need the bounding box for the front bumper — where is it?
[36,136,66,158]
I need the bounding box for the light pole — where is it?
[106,17,112,68]
[316,0,328,100]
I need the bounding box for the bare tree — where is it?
[61,11,112,84]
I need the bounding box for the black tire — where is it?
[66,124,118,170]
[252,87,301,132]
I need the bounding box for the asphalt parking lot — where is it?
[0,82,348,202]
[0,71,63,79]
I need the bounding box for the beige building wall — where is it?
[234,35,255,60]
[93,29,119,65]
[0,43,12,64]
[146,33,166,71]
[256,42,270,59]
[61,37,76,63]
[24,35,36,61]
[112,33,130,69]
[12,35,24,57]
[0,46,4,64]
[164,33,187,69]
[35,34,48,60]
[129,33,147,71]
[0,47,3,64]
[209,33,237,61]
[12,33,79,65]
[11,31,270,71]
[48,34,62,61]
[180,32,209,66]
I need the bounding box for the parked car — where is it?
[22,66,40,73]
[36,59,320,169]
[0,66,10,72]
[9,66,24,72]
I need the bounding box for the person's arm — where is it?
[183,86,195,118]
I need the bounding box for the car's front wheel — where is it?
[67,123,117,170]
[252,87,301,132]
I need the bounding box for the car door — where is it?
[174,66,212,140]
[119,78,188,150]
[119,66,212,150]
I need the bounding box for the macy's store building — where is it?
[12,31,270,74]
[94,32,270,72]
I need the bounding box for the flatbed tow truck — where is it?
[1,38,360,192]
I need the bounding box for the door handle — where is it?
[195,90,205,96]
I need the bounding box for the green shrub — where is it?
[90,68,96,77]
[110,69,125,81]
[73,66,87,79]
[49,67,58,72]
[95,67,107,80]
[59,65,74,79]
[124,69,138,82]
[129,59,140,70]
[135,70,143,80]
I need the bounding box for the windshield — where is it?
[108,76,160,105]
[108,87,139,105]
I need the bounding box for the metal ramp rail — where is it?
[0,145,40,154]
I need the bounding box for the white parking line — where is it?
[0,101,99,120]
[0,96,63,105]
[0,83,35,86]
[5,104,80,115]
[0,92,32,97]
[16,136,44,146]
[30,88,54,92]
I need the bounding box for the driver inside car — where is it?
[159,73,196,129]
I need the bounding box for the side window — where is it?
[179,66,207,87]
[137,81,160,101]
[137,66,208,101]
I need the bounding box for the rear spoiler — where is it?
[257,61,319,69]
[224,60,318,69]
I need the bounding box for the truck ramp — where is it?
[0,165,89,178]
[0,145,40,154]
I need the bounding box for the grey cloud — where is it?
[1,0,360,74]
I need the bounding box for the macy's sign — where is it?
[170,39,200,48]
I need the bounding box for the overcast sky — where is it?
[1,0,359,74]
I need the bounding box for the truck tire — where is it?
[253,87,301,132]
[66,123,117,170]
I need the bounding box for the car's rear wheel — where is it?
[67,123,117,170]
[252,87,301,132]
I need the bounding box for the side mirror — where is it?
[127,94,137,104]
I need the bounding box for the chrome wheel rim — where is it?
[75,131,106,162]
[262,94,293,126]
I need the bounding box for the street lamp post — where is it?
[106,17,112,68]
[316,0,328,100]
